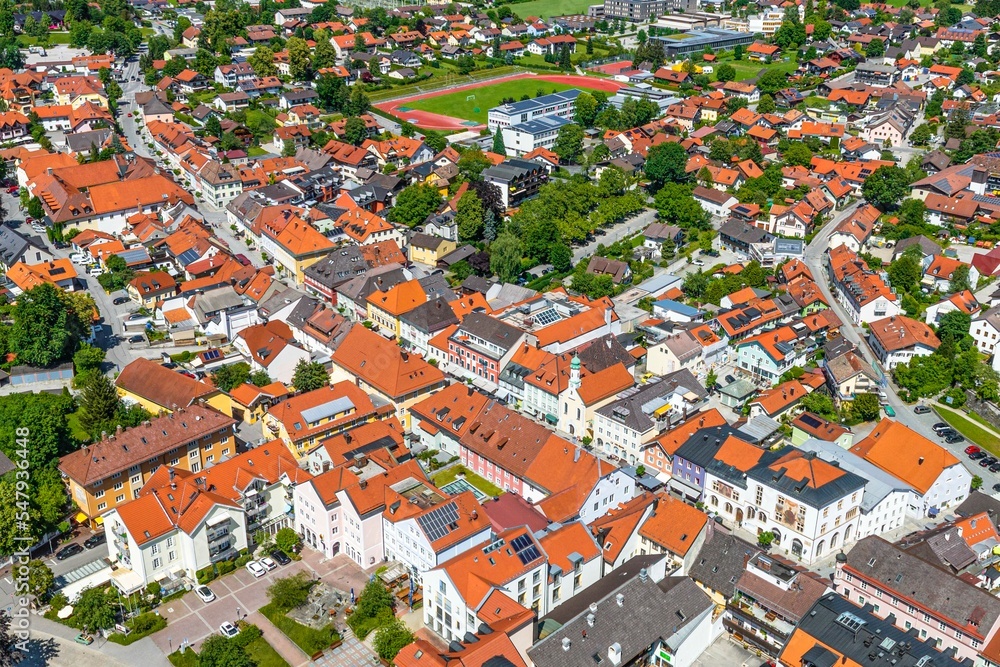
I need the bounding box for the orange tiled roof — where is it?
[850,419,959,494]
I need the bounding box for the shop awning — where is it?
[75,512,88,523]
[95,516,104,525]
[545,413,558,425]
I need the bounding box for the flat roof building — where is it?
[652,28,755,57]
[487,89,581,131]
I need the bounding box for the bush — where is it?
[233,554,253,569]
[107,612,167,645]
[275,527,301,554]
[219,559,238,574]
[197,567,217,584]
[146,582,162,598]
[267,573,313,612]
[232,622,263,649]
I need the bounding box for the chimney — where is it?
[586,613,596,627]
[562,638,571,652]
[169,468,175,481]
[918,457,924,465]
[471,509,478,520]
[639,567,648,582]
[616,593,624,607]
[574,446,581,463]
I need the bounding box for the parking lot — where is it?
[150,551,371,657]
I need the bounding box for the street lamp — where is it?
[235,606,240,624]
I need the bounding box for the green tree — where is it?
[937,310,972,344]
[457,149,493,180]
[756,68,788,95]
[783,142,813,167]
[77,372,120,439]
[199,635,253,667]
[74,587,115,634]
[949,264,972,293]
[800,391,837,419]
[865,37,885,58]
[861,166,910,211]
[373,618,414,661]
[387,184,443,228]
[757,531,775,548]
[26,196,44,222]
[574,91,599,127]
[682,271,710,299]
[887,254,922,291]
[250,370,272,387]
[972,475,984,491]
[312,32,338,70]
[715,63,736,82]
[492,128,506,156]
[644,142,689,186]
[248,45,277,77]
[286,36,312,80]
[205,114,223,138]
[852,393,881,422]
[756,94,776,114]
[267,573,312,611]
[550,243,572,272]
[73,344,104,376]
[910,124,933,146]
[553,123,585,164]
[734,44,743,61]
[25,560,54,603]
[456,191,484,242]
[705,369,718,392]
[291,360,329,392]
[490,232,523,283]
[356,579,394,620]
[211,362,252,392]
[654,184,710,230]
[275,526,302,554]
[10,284,81,367]
[343,116,369,146]
[316,74,349,113]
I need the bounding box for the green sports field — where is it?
[500,0,595,19]
[404,79,580,124]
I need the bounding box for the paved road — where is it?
[803,203,997,486]
[21,613,167,667]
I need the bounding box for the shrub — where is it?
[196,567,216,584]
[146,582,162,598]
[107,612,167,645]
[267,573,313,612]
[218,560,238,575]
[233,554,253,569]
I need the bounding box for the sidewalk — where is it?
[29,613,170,667]
[246,609,310,667]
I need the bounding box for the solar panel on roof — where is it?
[835,611,865,632]
[204,349,221,360]
[417,502,459,542]
[510,533,541,565]
[532,308,561,326]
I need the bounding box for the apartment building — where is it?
[867,315,941,370]
[59,406,237,526]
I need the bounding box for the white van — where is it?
[88,266,105,277]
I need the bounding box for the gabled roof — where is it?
[331,326,445,399]
[850,419,960,494]
[115,357,217,409]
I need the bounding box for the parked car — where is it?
[113,296,129,305]
[56,543,84,560]
[692,259,705,266]
[970,451,987,460]
[939,429,958,439]
[967,445,982,455]
[979,456,996,467]
[993,483,1000,493]
[74,634,94,645]
[946,434,966,444]
[932,423,950,432]
[195,586,216,603]
[270,550,291,566]
[219,622,239,638]
[260,557,277,571]
[83,533,106,549]
[913,405,931,414]
[883,404,896,417]
[245,561,266,578]
[129,335,144,344]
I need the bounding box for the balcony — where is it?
[210,545,236,562]
[727,596,795,641]
[207,528,231,543]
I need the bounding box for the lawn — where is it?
[433,465,504,497]
[168,649,198,667]
[260,603,340,656]
[245,636,291,667]
[406,79,585,124]
[501,0,595,18]
[67,410,90,441]
[718,59,799,82]
[936,404,1000,456]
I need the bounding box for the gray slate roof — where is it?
[787,592,973,667]
[841,536,1000,632]
[529,562,712,667]
[688,530,761,598]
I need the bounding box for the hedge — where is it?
[107,612,167,645]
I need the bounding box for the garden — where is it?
[168,623,288,667]
[346,579,414,662]
[259,573,342,658]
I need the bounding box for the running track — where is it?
[375,73,625,131]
